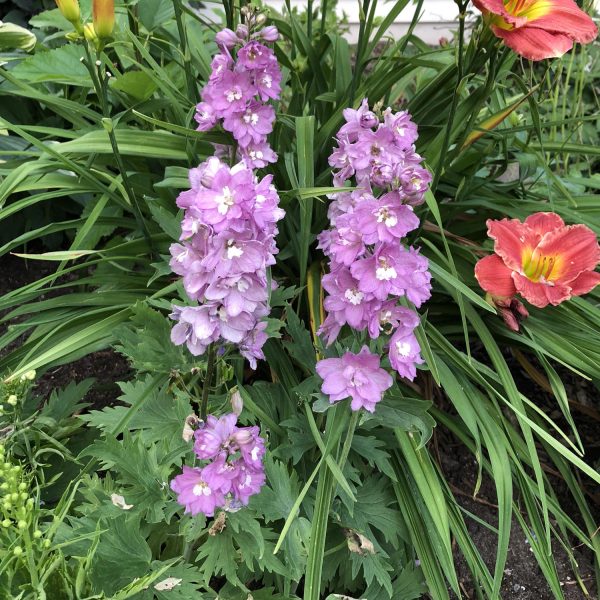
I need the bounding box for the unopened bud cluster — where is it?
[55,0,114,46]
[0,370,35,419]
[0,446,44,554]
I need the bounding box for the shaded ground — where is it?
[440,438,596,600]
[0,253,131,408]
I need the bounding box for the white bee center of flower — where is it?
[249,150,264,160]
[226,87,243,103]
[226,241,244,260]
[376,207,397,227]
[261,74,272,88]
[344,288,364,305]
[250,446,260,461]
[395,341,411,357]
[192,482,212,496]
[411,176,421,189]
[243,111,259,125]
[237,279,249,292]
[176,249,188,263]
[376,258,397,281]
[396,126,405,136]
[216,186,235,215]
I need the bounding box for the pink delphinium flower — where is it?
[170,465,226,517]
[388,328,424,381]
[316,346,393,413]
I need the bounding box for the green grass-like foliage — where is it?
[0,0,599,598]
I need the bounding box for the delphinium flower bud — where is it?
[170,413,266,516]
[316,100,432,406]
[193,19,282,168]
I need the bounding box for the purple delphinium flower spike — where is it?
[171,412,267,516]
[316,99,431,386]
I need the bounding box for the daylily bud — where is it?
[93,0,114,39]
[84,23,98,43]
[491,295,529,333]
[33,529,42,539]
[7,395,17,406]
[55,0,80,25]
[13,546,23,557]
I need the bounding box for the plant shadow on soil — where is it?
[1,254,597,600]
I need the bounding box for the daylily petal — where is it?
[525,0,598,44]
[475,254,517,297]
[512,272,571,307]
[492,24,574,60]
[537,224,600,282]
[487,218,539,271]
[472,0,510,16]
[567,270,600,296]
[524,211,564,235]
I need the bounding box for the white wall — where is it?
[199,0,464,44]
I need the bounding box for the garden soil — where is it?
[1,254,597,600]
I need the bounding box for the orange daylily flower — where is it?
[473,0,598,61]
[475,212,600,308]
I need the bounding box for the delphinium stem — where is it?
[200,344,216,422]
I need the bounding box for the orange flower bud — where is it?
[55,0,80,25]
[93,0,115,39]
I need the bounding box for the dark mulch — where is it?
[440,437,596,600]
[0,253,131,409]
